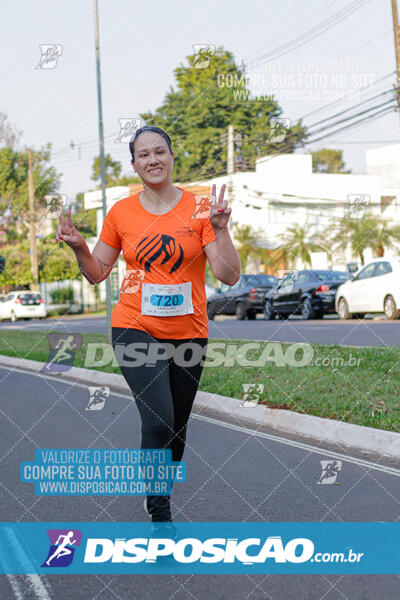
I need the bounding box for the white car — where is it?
[0,291,47,322]
[335,258,400,320]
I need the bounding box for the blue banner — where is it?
[0,522,398,574]
[20,449,186,496]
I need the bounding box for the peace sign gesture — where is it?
[56,209,84,250]
[209,184,231,231]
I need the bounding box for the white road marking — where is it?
[191,413,400,477]
[3,574,25,600]
[3,527,51,600]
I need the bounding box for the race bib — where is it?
[141,282,194,317]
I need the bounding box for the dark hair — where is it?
[129,126,173,162]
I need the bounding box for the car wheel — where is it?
[235,302,247,320]
[337,298,352,320]
[10,311,17,322]
[247,311,256,320]
[384,295,400,320]
[263,300,275,320]
[301,298,315,320]
[207,303,216,321]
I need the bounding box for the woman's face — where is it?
[131,131,174,187]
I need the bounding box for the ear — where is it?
[131,160,137,173]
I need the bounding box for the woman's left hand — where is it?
[209,184,231,232]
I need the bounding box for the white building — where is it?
[366,144,400,221]
[223,153,381,262]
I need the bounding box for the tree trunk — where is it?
[377,245,384,257]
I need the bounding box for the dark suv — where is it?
[207,274,277,320]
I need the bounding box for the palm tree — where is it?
[330,215,400,265]
[372,218,400,257]
[233,224,264,271]
[277,224,328,268]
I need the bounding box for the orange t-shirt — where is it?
[99,187,216,339]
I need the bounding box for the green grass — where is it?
[1,329,399,433]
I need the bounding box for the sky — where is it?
[1,0,399,200]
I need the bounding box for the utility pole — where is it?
[94,0,112,344]
[392,0,400,110]
[28,149,39,291]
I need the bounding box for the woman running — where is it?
[56,125,241,533]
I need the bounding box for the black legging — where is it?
[111,327,207,521]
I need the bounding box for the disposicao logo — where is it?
[83,535,315,564]
[42,529,82,567]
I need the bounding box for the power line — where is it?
[244,0,344,60]
[307,88,395,129]
[337,28,392,57]
[252,106,390,158]
[245,0,372,66]
[305,104,396,144]
[307,97,397,138]
[52,131,119,157]
[249,94,397,166]
[300,71,395,121]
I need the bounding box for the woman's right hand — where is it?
[56,210,84,250]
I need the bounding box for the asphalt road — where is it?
[0,366,399,599]
[2,313,400,347]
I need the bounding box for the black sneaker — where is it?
[146,494,172,522]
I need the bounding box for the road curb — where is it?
[1,354,399,460]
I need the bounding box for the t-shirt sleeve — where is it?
[99,205,122,249]
[201,216,216,248]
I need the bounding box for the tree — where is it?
[332,215,400,261]
[0,145,61,243]
[0,236,80,289]
[330,215,379,265]
[38,238,79,282]
[0,112,21,149]
[373,219,400,257]
[140,47,307,182]
[0,240,32,288]
[91,153,122,186]
[70,192,97,238]
[311,148,350,174]
[233,224,265,270]
[278,224,328,268]
[91,154,141,187]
